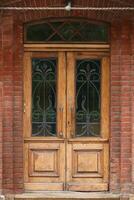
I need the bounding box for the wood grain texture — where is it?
[24,142,65,190]
[24,52,66,191]
[24,50,110,192]
[57,52,66,139]
[66,52,76,139]
[67,182,108,191]
[101,57,110,140]
[23,52,32,138]
[66,52,109,191]
[24,44,110,49]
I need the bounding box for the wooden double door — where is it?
[24,50,109,191]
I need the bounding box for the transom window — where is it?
[25,18,109,43]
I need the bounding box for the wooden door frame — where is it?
[23,43,110,191]
[24,43,110,54]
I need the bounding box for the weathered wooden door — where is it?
[66,52,109,191]
[24,51,109,191]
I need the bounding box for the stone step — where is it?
[14,192,121,200]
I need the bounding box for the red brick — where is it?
[0,1,134,196]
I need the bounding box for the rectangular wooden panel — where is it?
[73,150,102,177]
[67,183,108,191]
[24,183,64,191]
[66,142,109,191]
[24,142,65,191]
[29,147,60,177]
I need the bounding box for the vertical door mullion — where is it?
[23,52,32,138]
[66,52,76,188]
[57,52,67,139]
[66,52,76,139]
[57,52,67,190]
[101,57,110,140]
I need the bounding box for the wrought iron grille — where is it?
[76,59,101,137]
[32,58,57,137]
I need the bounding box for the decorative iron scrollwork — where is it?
[76,59,101,137]
[32,58,57,137]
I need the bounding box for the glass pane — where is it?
[27,23,53,41]
[80,22,108,41]
[26,19,109,42]
[76,59,101,137]
[32,58,57,137]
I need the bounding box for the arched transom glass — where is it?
[25,18,109,43]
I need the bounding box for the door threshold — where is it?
[15,191,120,199]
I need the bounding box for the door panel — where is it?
[24,51,109,191]
[24,142,65,190]
[67,143,109,191]
[28,143,64,178]
[24,52,66,191]
[66,52,109,191]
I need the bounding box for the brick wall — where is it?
[110,21,121,192]
[0,3,134,195]
[120,21,132,193]
[110,21,133,194]
[0,15,14,194]
[131,22,134,193]
[0,82,3,193]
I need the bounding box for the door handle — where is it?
[23,102,26,113]
[70,107,74,138]
[59,107,63,138]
